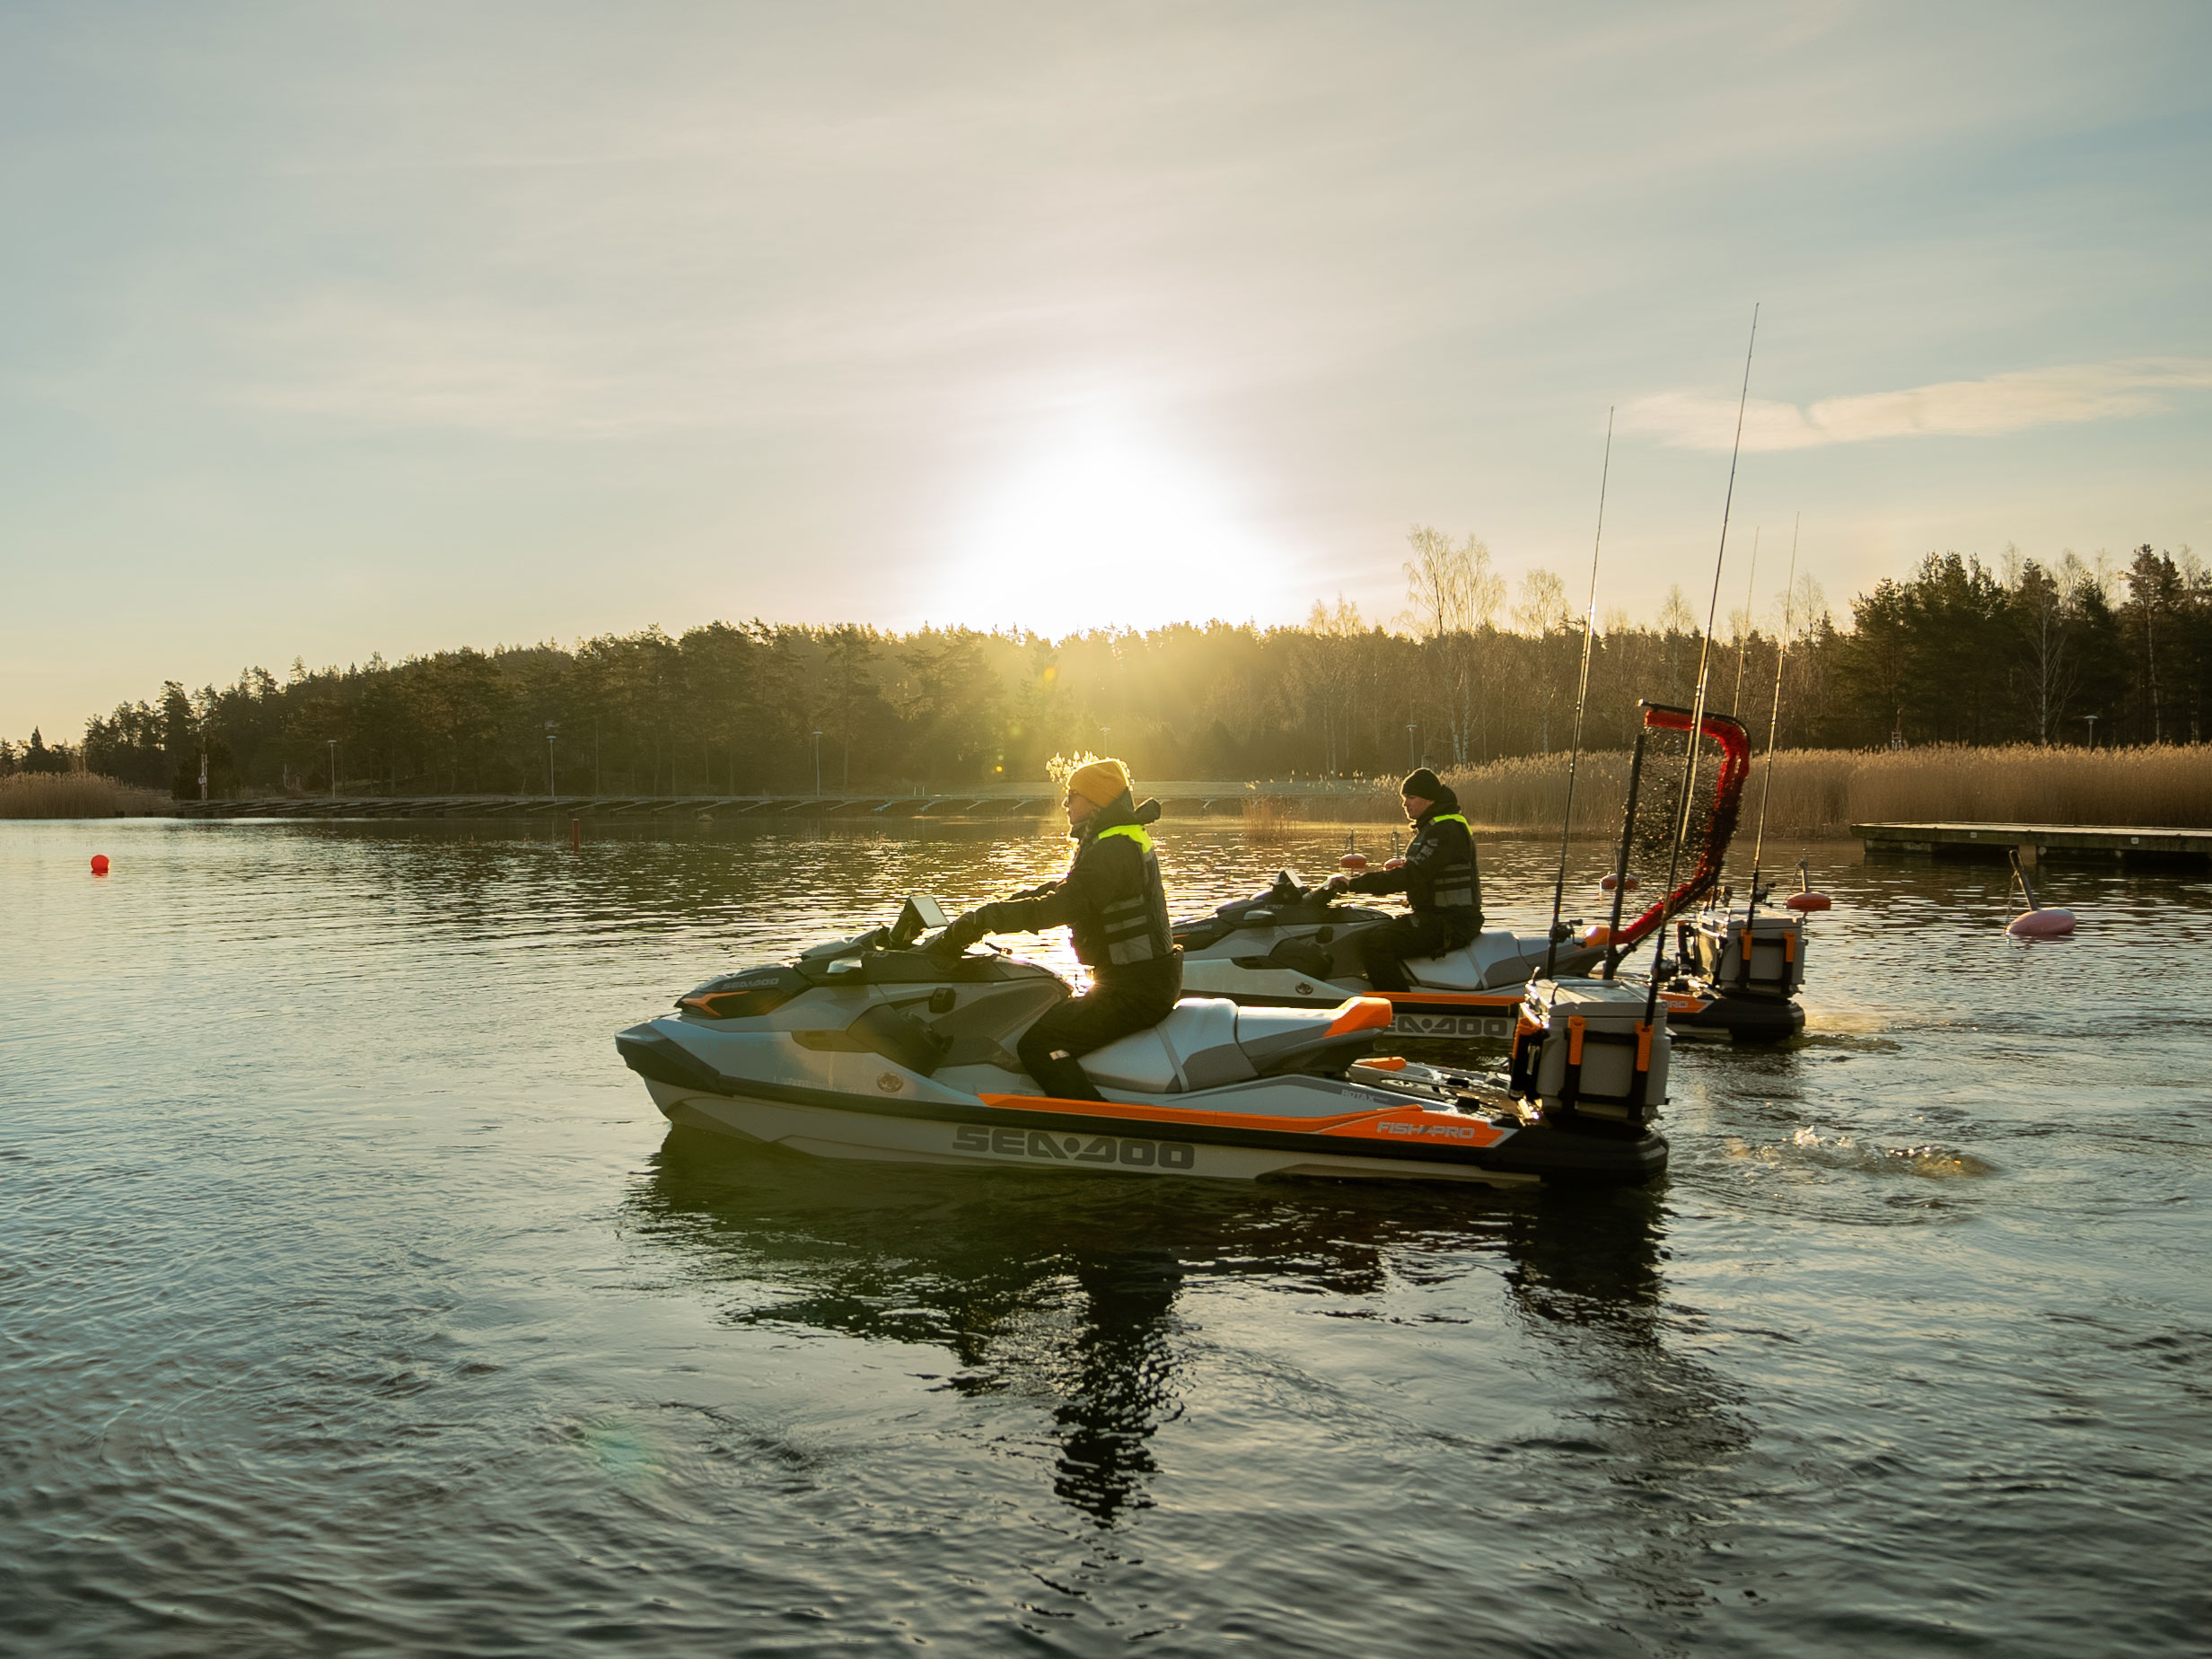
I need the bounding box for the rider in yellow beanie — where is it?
[933,757,1179,1100]
[1065,758,1130,813]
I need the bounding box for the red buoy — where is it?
[1786,891,1830,912]
[2007,908,2076,938]
[90,854,110,875]
[1338,853,1369,873]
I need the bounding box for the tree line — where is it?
[4,532,2200,798]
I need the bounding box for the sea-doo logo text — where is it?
[1390,1014,1514,1040]
[953,1125,1195,1170]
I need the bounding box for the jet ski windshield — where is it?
[888,894,946,948]
[798,894,949,961]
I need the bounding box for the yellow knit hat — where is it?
[1066,758,1132,807]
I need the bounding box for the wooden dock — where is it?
[1853,821,2212,867]
[166,782,1365,822]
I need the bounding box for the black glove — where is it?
[931,908,991,957]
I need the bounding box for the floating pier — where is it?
[167,782,1366,822]
[1854,821,2212,869]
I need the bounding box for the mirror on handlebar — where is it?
[887,894,949,948]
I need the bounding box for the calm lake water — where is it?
[4,817,2208,1656]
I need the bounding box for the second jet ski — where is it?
[1172,704,1812,1043]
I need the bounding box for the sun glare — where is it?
[936,425,1280,636]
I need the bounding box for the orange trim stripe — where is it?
[1371,989,1523,1009]
[974,1092,1499,1146]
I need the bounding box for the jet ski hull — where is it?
[1665,992,1804,1043]
[650,1082,1555,1185]
[618,1023,1665,1188]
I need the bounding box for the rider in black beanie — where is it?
[1325,769,1483,990]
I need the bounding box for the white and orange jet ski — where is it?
[1171,704,1809,1043]
[616,896,1670,1188]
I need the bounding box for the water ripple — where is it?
[2,819,2208,1655]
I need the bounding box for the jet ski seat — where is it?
[1079,996,1392,1093]
[1403,930,1552,990]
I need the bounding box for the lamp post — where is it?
[2084,714,2098,750]
[1406,724,1417,768]
[327,738,337,799]
[812,730,823,795]
[545,724,557,796]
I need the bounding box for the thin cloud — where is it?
[1623,357,2212,452]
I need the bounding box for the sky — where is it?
[4,1,2208,740]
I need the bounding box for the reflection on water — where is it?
[634,1134,1375,1527]
[632,1129,1736,1545]
[4,818,2209,1656]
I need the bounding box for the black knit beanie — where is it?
[1400,768,1444,799]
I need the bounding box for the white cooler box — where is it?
[1511,978,1669,1125]
[1689,912,1806,998]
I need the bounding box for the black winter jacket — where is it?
[978,794,1176,974]
[1347,789,1483,932]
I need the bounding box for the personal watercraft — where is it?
[1173,703,1811,1043]
[616,895,1670,1187]
[1173,878,1610,1041]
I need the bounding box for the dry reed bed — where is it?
[0,773,171,819]
[1236,745,2212,838]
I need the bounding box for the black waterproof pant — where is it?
[1357,911,1477,991]
[1016,957,1183,1102]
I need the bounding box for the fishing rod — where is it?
[1730,526,1760,714]
[1644,305,1758,1031]
[1597,718,1648,979]
[1742,513,1800,923]
[1541,407,1613,979]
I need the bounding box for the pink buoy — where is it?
[1600,873,1638,892]
[1786,891,1830,912]
[2006,908,2076,938]
[90,854,110,876]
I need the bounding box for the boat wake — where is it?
[1728,1128,1997,1181]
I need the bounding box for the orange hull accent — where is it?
[1326,995,1395,1036]
[1371,989,1522,1010]
[974,1093,1503,1147]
